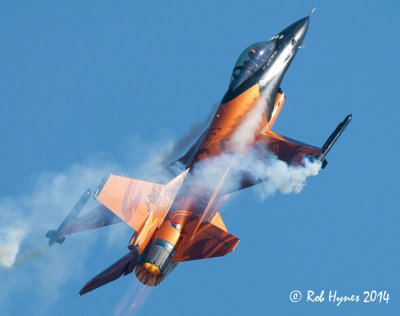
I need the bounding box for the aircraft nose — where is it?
[278,15,310,45]
[293,16,309,42]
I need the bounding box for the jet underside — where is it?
[45,11,352,295]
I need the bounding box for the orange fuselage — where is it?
[153,84,285,257]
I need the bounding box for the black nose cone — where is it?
[279,16,310,44]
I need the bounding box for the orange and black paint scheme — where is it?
[46,11,351,294]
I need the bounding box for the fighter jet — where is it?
[47,10,351,294]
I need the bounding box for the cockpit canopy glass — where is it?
[229,41,276,91]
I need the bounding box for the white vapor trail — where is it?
[228,92,269,153]
[0,92,321,314]
[0,157,128,314]
[0,227,26,269]
[189,89,321,199]
[189,148,321,199]
[156,103,219,164]
[0,137,182,315]
[0,160,116,269]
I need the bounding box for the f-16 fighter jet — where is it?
[46,10,351,295]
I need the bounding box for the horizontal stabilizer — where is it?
[209,211,227,232]
[174,222,239,262]
[79,252,139,295]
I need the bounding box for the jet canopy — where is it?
[229,41,276,91]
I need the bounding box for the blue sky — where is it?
[0,1,399,315]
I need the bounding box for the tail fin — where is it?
[95,169,189,232]
[79,251,139,295]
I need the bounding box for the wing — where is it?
[96,175,165,232]
[62,205,122,235]
[45,190,122,245]
[224,114,352,193]
[96,169,188,232]
[256,130,322,165]
[221,131,322,193]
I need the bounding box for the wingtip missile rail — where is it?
[46,189,91,246]
[317,114,352,168]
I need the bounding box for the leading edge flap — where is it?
[96,170,188,232]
